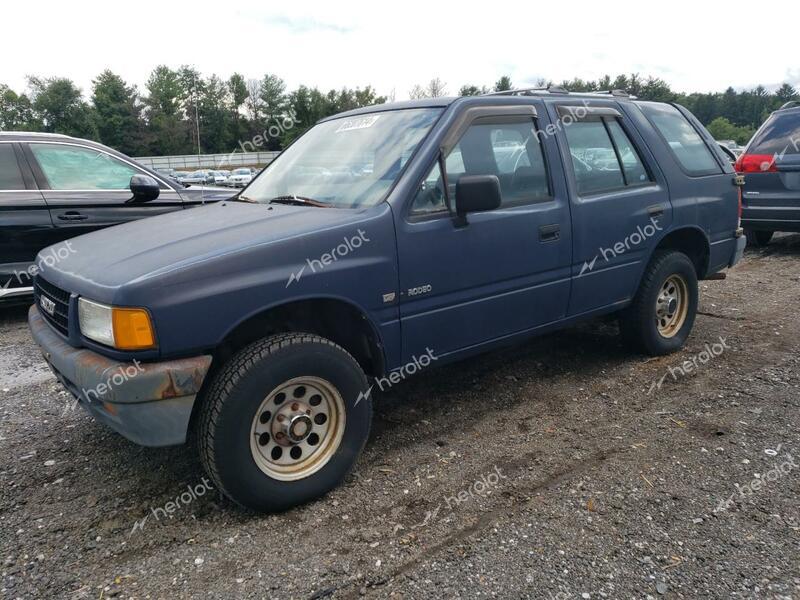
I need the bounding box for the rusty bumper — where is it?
[29,305,212,447]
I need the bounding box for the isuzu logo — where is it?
[40,296,56,316]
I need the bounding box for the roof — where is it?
[0,131,73,141]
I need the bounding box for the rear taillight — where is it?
[735,153,778,173]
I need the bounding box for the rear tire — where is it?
[745,229,773,247]
[620,250,698,356]
[198,333,372,512]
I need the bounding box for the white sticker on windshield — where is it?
[335,115,381,133]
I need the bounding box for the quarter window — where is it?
[639,103,721,175]
[0,144,25,190]
[30,144,140,190]
[411,118,551,215]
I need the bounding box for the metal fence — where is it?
[134,151,280,171]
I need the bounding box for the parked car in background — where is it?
[226,167,255,188]
[174,171,191,184]
[180,169,217,185]
[735,101,800,246]
[212,170,229,185]
[0,132,237,300]
[155,167,178,180]
[28,92,744,511]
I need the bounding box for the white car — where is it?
[212,170,230,185]
[226,168,255,188]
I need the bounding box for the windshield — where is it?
[234,168,250,175]
[243,108,443,208]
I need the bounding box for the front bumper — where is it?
[29,305,212,447]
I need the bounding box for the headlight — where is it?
[78,298,156,350]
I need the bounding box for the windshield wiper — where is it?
[268,195,331,208]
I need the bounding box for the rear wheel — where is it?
[198,333,372,512]
[620,250,698,356]
[745,229,773,247]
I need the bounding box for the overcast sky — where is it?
[3,0,798,99]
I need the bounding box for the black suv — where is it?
[0,132,235,301]
[736,101,800,246]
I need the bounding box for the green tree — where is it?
[494,75,512,92]
[458,84,485,96]
[0,85,37,130]
[144,65,189,155]
[91,70,144,155]
[28,76,96,138]
[706,117,755,145]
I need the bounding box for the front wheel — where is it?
[198,333,372,512]
[620,250,698,356]
[744,229,773,247]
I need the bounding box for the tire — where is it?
[198,333,372,512]
[620,250,698,356]
[744,229,773,247]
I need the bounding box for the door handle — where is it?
[58,211,89,221]
[539,224,561,242]
[647,204,664,218]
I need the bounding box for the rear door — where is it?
[22,141,184,241]
[740,109,800,229]
[0,142,53,292]
[550,101,672,316]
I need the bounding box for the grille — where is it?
[34,276,71,336]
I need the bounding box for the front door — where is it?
[22,141,184,243]
[395,107,572,363]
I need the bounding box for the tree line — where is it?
[1,69,797,156]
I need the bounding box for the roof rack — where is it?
[587,89,631,98]
[779,100,800,111]
[483,85,569,97]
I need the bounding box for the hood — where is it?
[38,201,374,292]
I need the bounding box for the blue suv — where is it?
[28,89,745,511]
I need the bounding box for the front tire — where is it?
[198,333,372,512]
[744,229,773,247]
[620,250,698,356]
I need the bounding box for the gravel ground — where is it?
[1,237,799,600]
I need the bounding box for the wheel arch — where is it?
[649,226,711,279]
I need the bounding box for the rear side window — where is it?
[563,118,652,195]
[0,144,25,190]
[639,103,721,176]
[749,112,800,156]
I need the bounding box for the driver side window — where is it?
[30,143,141,190]
[410,118,551,216]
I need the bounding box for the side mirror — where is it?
[129,174,160,202]
[455,175,502,215]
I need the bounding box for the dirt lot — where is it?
[1,238,799,600]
